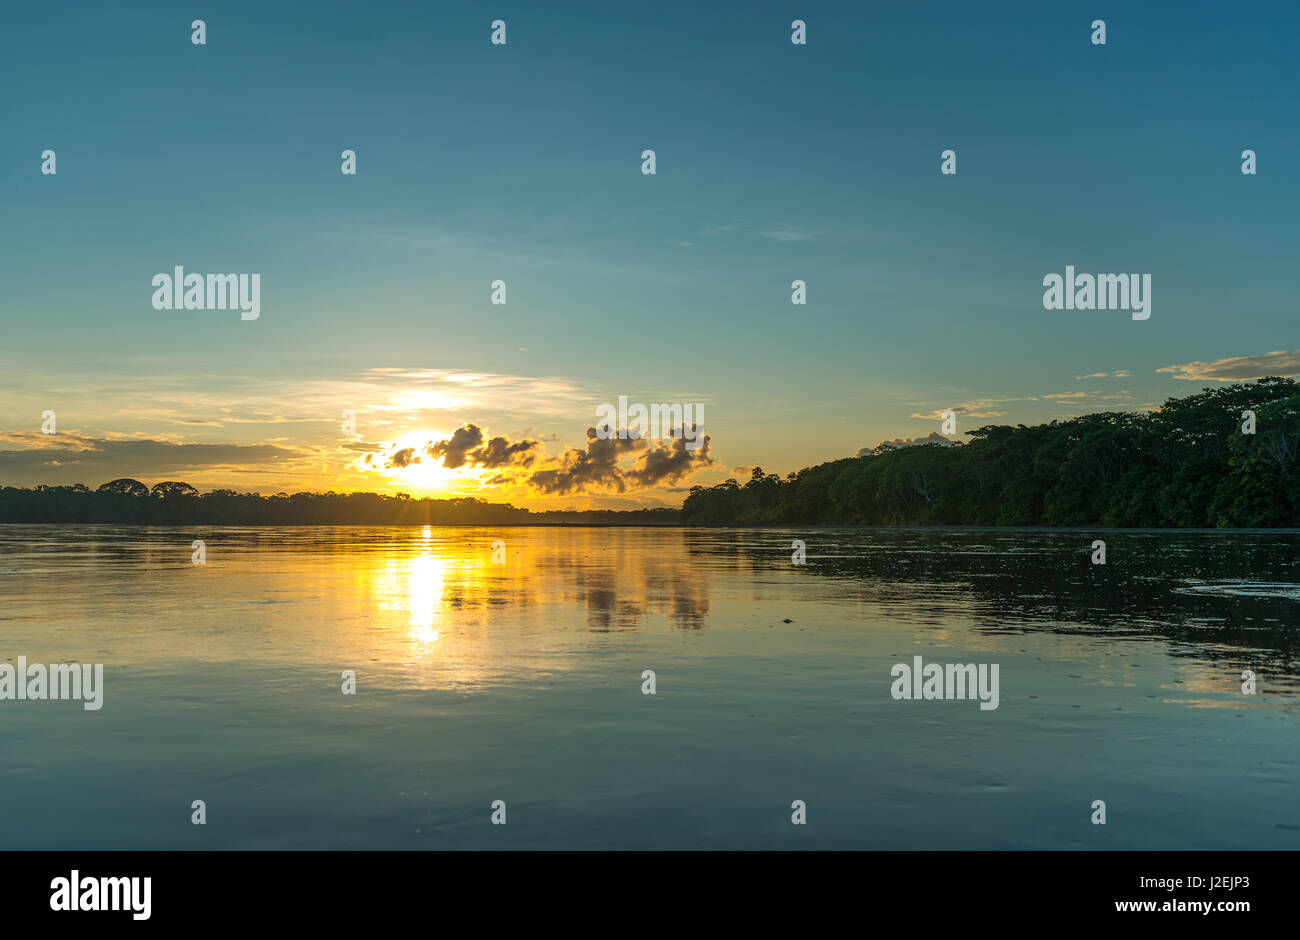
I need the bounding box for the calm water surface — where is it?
[1,525,1296,849]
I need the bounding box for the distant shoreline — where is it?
[1,521,1297,534]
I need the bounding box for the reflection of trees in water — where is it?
[685,528,1300,690]
[534,534,711,631]
[10,524,718,632]
[365,529,712,633]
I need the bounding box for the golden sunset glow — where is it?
[363,429,486,494]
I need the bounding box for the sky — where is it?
[1,0,1297,507]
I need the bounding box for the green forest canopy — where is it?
[683,378,1300,527]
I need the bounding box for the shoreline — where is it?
[2,521,1298,533]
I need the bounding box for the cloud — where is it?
[1043,392,1088,399]
[1075,370,1131,379]
[0,436,306,487]
[427,424,485,469]
[1156,350,1300,382]
[758,225,814,243]
[907,396,1026,422]
[909,406,1006,420]
[858,432,958,457]
[526,425,711,495]
[626,428,713,487]
[360,424,541,472]
[696,223,814,243]
[0,363,598,440]
[360,444,424,471]
[528,427,646,495]
[471,435,540,468]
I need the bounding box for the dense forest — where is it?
[683,378,1300,527]
[0,483,680,526]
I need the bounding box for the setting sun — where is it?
[360,429,484,494]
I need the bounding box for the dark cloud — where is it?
[0,437,305,487]
[528,427,646,495]
[472,434,539,468]
[422,424,540,470]
[426,424,485,469]
[527,425,710,495]
[360,424,541,473]
[626,426,712,487]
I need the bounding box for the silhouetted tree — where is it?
[151,481,200,499]
[97,478,149,497]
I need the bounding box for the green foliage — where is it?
[682,379,1300,528]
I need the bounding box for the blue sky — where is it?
[1,0,1296,504]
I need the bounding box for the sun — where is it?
[380,430,480,494]
[354,429,504,496]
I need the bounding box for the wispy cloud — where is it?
[694,223,814,243]
[0,364,599,439]
[910,406,1007,420]
[757,225,814,243]
[0,435,310,487]
[1157,350,1300,382]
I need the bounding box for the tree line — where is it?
[0,482,680,526]
[683,378,1300,527]
[4,379,1296,528]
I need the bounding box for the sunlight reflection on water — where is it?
[0,525,1296,849]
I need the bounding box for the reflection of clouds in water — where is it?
[357,529,714,691]
[387,530,716,633]
[561,556,710,632]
